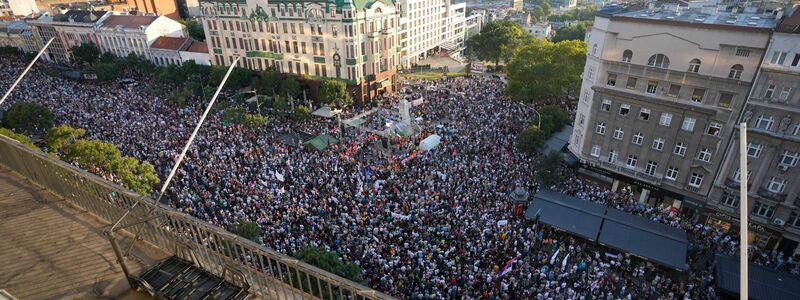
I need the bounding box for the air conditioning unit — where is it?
[778,164,790,171]
[773,218,785,226]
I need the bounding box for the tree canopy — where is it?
[318,80,353,109]
[210,66,252,91]
[70,42,100,66]
[294,246,364,283]
[1,102,54,136]
[233,221,262,242]
[466,20,528,65]
[551,22,589,43]
[0,127,36,148]
[506,38,587,103]
[44,125,86,155]
[537,151,565,188]
[180,19,206,41]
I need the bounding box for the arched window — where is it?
[647,54,670,69]
[622,49,632,63]
[688,58,701,73]
[728,64,743,79]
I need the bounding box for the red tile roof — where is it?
[150,36,188,50]
[184,40,208,53]
[101,15,157,28]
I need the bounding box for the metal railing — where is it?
[0,135,396,300]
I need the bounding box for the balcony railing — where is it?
[0,135,396,300]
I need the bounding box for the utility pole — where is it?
[739,122,749,300]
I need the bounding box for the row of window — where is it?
[768,50,800,67]
[604,72,735,107]
[721,194,799,225]
[616,50,746,79]
[762,83,793,102]
[206,5,345,19]
[591,145,706,187]
[598,100,723,136]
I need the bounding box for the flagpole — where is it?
[739,122,749,300]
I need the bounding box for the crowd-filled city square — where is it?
[1,54,798,299]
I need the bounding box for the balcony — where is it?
[725,178,740,188]
[757,187,788,202]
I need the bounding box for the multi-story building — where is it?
[523,22,552,39]
[96,15,185,59]
[127,0,180,20]
[569,5,774,221]
[199,0,400,101]
[28,10,111,63]
[150,35,210,66]
[706,10,800,255]
[0,0,37,17]
[397,0,466,67]
[0,20,37,52]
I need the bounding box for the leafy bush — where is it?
[537,151,565,188]
[221,107,246,124]
[43,125,85,155]
[294,246,364,283]
[0,127,36,148]
[291,105,311,122]
[243,114,267,128]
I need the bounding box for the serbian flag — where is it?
[498,257,516,277]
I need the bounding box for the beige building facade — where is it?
[707,12,800,255]
[199,0,400,101]
[569,7,773,222]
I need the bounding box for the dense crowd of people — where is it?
[2,55,798,298]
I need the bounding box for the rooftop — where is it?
[52,10,107,23]
[183,40,208,53]
[600,4,779,30]
[101,15,157,28]
[0,167,167,299]
[150,36,189,50]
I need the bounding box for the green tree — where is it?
[243,113,268,128]
[294,246,364,283]
[552,22,588,43]
[0,127,36,148]
[506,39,586,103]
[98,52,116,63]
[63,139,122,173]
[210,66,252,91]
[180,19,206,41]
[44,125,86,155]
[317,80,353,109]
[466,20,528,65]
[1,102,54,136]
[156,64,186,86]
[253,67,282,95]
[534,105,570,135]
[516,126,547,154]
[537,151,565,187]
[70,42,100,66]
[233,221,262,242]
[115,156,160,196]
[291,105,312,122]
[87,62,119,81]
[278,75,301,99]
[272,96,288,114]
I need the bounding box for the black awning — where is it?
[524,189,605,241]
[598,209,688,270]
[715,254,800,300]
[539,126,573,154]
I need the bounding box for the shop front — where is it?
[701,208,783,251]
[582,164,705,221]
